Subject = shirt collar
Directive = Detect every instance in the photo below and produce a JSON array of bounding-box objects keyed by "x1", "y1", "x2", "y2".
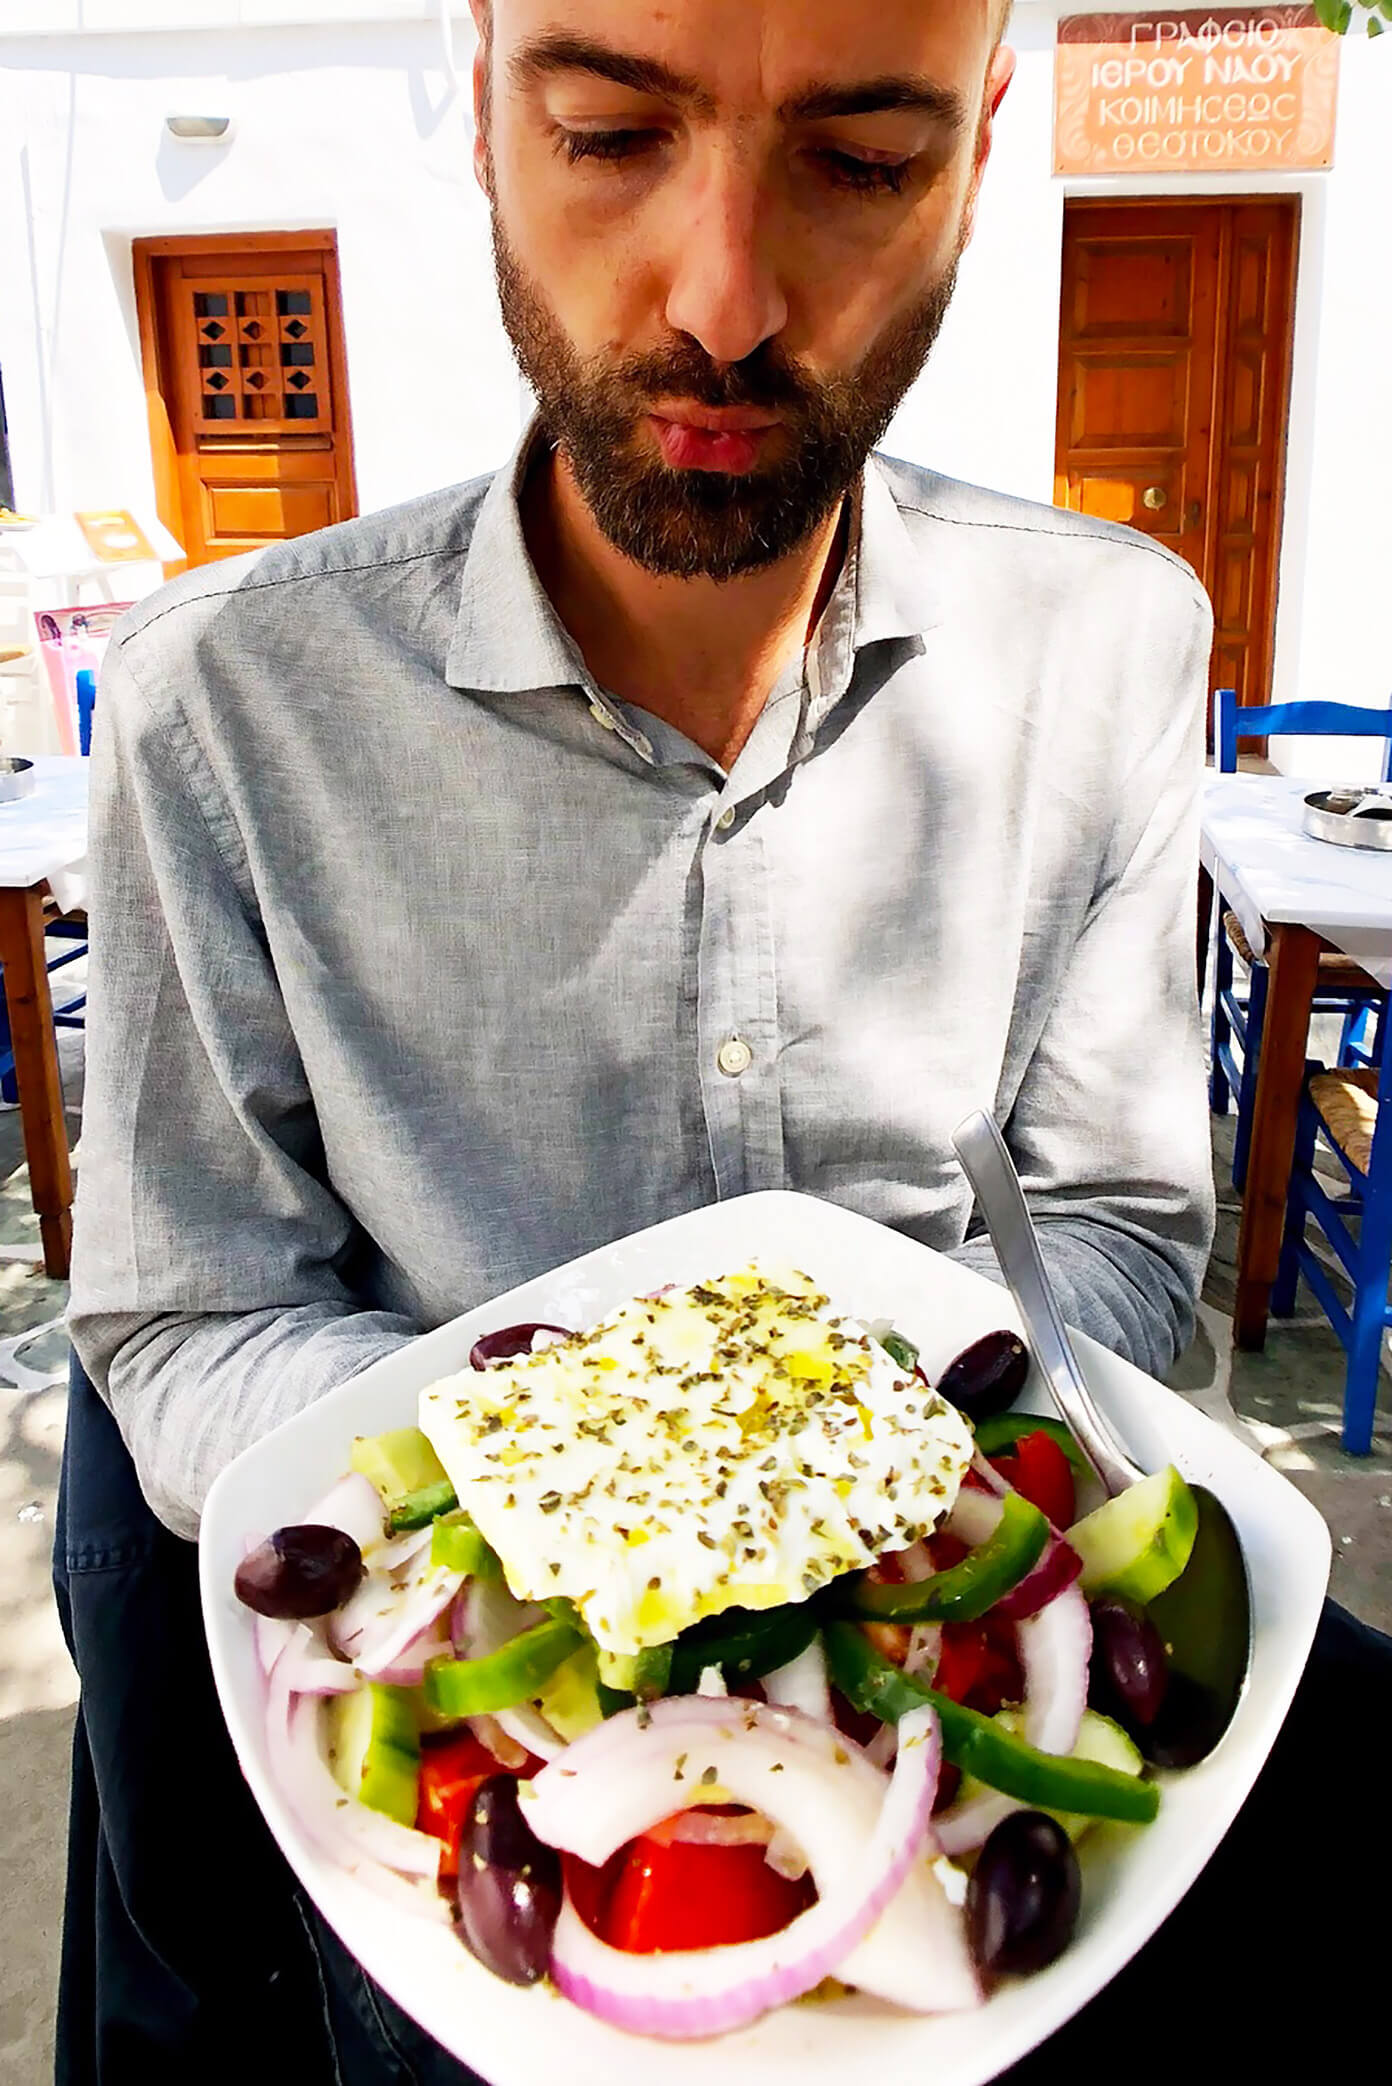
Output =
[
  {"x1": 444, "y1": 423, "x2": 588, "y2": 694},
  {"x1": 444, "y1": 419, "x2": 936, "y2": 703}
]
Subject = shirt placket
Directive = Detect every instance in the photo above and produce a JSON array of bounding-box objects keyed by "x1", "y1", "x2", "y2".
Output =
[{"x1": 692, "y1": 706, "x2": 800, "y2": 1203}]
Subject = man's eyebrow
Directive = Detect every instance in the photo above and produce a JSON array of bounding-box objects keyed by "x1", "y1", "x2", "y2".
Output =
[
  {"x1": 508, "y1": 34, "x2": 717, "y2": 114},
  {"x1": 782, "y1": 77, "x2": 970, "y2": 131}
]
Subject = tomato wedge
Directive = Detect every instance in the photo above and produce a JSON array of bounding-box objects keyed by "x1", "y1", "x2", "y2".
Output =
[
  {"x1": 415, "y1": 1731, "x2": 540, "y2": 1879},
  {"x1": 990, "y1": 1429, "x2": 1076, "y2": 1530},
  {"x1": 596, "y1": 1833, "x2": 815, "y2": 1954}
]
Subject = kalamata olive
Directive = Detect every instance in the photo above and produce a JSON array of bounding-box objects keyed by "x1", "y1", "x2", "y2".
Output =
[
  {"x1": 453, "y1": 1775, "x2": 561, "y2": 1987},
  {"x1": 469, "y1": 1323, "x2": 572, "y2": 1369},
  {"x1": 966, "y1": 1810, "x2": 1082, "y2": 1979},
  {"x1": 233, "y1": 1525, "x2": 365, "y2": 1619},
  {"x1": 936, "y1": 1329, "x2": 1030, "y2": 1421},
  {"x1": 1089, "y1": 1598, "x2": 1170, "y2": 1729}
]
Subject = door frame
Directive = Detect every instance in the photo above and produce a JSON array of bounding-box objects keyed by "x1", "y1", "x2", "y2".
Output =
[
  {"x1": 132, "y1": 228, "x2": 358, "y2": 575},
  {"x1": 1056, "y1": 191, "x2": 1301, "y2": 726}
]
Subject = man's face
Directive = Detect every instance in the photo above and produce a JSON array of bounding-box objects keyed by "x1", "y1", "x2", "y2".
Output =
[{"x1": 474, "y1": 0, "x2": 1012, "y2": 579}]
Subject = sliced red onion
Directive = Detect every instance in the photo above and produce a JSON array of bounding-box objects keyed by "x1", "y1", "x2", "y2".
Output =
[
  {"x1": 468, "y1": 1715, "x2": 530, "y2": 1770},
  {"x1": 493, "y1": 1702, "x2": 567, "y2": 1763},
  {"x1": 764, "y1": 1823, "x2": 810, "y2": 1880},
  {"x1": 265, "y1": 1675, "x2": 440, "y2": 1880},
  {"x1": 934, "y1": 1585, "x2": 1092, "y2": 1857},
  {"x1": 696, "y1": 1664, "x2": 728, "y2": 1698},
  {"x1": 904, "y1": 1622, "x2": 942, "y2": 1681},
  {"x1": 469, "y1": 1322, "x2": 572, "y2": 1369},
  {"x1": 302, "y1": 1470, "x2": 387, "y2": 1552},
  {"x1": 372, "y1": 1613, "x2": 453, "y2": 1686},
  {"x1": 948, "y1": 1462, "x2": 1083, "y2": 1623},
  {"x1": 660, "y1": 1808, "x2": 775, "y2": 1849},
  {"x1": 534, "y1": 1701, "x2": 960, "y2": 2037},
  {"x1": 864, "y1": 1723, "x2": 898, "y2": 1771},
  {"x1": 991, "y1": 1536, "x2": 1084, "y2": 1623},
  {"x1": 258, "y1": 1618, "x2": 359, "y2": 1696},
  {"x1": 762, "y1": 1637, "x2": 831, "y2": 1724},
  {"x1": 332, "y1": 1541, "x2": 464, "y2": 1676}
]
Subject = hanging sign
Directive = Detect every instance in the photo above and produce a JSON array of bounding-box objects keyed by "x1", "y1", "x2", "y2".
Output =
[{"x1": 1055, "y1": 8, "x2": 1341, "y2": 174}]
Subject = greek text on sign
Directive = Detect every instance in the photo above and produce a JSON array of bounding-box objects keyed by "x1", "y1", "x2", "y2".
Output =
[{"x1": 1055, "y1": 9, "x2": 1339, "y2": 175}]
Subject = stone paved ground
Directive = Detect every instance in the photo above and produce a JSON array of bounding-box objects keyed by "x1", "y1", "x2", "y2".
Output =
[{"x1": 0, "y1": 1014, "x2": 1388, "y2": 2084}]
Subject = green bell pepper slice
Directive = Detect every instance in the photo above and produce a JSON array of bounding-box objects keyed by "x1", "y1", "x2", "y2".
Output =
[
  {"x1": 877, "y1": 1330, "x2": 920, "y2": 1375},
  {"x1": 829, "y1": 1492, "x2": 1049, "y2": 1626},
  {"x1": 424, "y1": 1618, "x2": 583, "y2": 1717},
  {"x1": 428, "y1": 1508, "x2": 501, "y2": 1577},
  {"x1": 823, "y1": 1621, "x2": 1159, "y2": 1825},
  {"x1": 972, "y1": 1413, "x2": 1093, "y2": 1478},
  {"x1": 666, "y1": 1600, "x2": 819, "y2": 1696},
  {"x1": 633, "y1": 1643, "x2": 675, "y2": 1701},
  {"x1": 387, "y1": 1477, "x2": 460, "y2": 1534}
]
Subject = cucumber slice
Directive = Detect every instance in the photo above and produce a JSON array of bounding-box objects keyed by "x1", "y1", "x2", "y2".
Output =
[
  {"x1": 430, "y1": 1509, "x2": 500, "y2": 1576},
  {"x1": 959, "y1": 1709, "x2": 1145, "y2": 1841},
  {"x1": 535, "y1": 1645, "x2": 605, "y2": 1741},
  {"x1": 350, "y1": 1427, "x2": 452, "y2": 1514},
  {"x1": 1067, "y1": 1465, "x2": 1198, "y2": 1604},
  {"x1": 325, "y1": 1682, "x2": 420, "y2": 1826}
]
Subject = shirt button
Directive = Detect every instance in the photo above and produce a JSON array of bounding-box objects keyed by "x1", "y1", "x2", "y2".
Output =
[
  {"x1": 589, "y1": 701, "x2": 618, "y2": 730},
  {"x1": 717, "y1": 1035, "x2": 753, "y2": 1078},
  {"x1": 715, "y1": 807, "x2": 736, "y2": 832}
]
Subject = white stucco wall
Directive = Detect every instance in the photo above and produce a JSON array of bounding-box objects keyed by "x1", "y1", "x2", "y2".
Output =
[{"x1": 0, "y1": 3, "x2": 1387, "y2": 764}]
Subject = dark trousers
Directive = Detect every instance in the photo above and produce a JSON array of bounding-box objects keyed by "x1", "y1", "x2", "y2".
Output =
[{"x1": 55, "y1": 1354, "x2": 1377, "y2": 2083}]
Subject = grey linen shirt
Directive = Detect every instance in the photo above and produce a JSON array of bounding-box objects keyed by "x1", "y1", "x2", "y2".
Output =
[{"x1": 69, "y1": 432, "x2": 1216, "y2": 1540}]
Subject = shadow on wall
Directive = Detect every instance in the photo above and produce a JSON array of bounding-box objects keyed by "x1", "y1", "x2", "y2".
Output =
[{"x1": 154, "y1": 125, "x2": 231, "y2": 205}]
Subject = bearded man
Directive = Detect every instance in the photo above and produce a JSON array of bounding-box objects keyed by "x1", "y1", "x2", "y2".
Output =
[{"x1": 54, "y1": 3, "x2": 1387, "y2": 2084}]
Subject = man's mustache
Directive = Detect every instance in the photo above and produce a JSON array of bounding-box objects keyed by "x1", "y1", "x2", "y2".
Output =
[{"x1": 606, "y1": 342, "x2": 817, "y2": 414}]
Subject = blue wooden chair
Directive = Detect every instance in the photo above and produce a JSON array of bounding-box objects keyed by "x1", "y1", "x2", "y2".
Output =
[
  {"x1": 1274, "y1": 1021, "x2": 1392, "y2": 1454},
  {"x1": 0, "y1": 667, "x2": 94, "y2": 1102},
  {"x1": 1209, "y1": 688, "x2": 1392, "y2": 1189}
]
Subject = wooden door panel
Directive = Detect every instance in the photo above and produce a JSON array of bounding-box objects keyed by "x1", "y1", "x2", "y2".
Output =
[
  {"x1": 1070, "y1": 358, "x2": 1191, "y2": 449},
  {"x1": 1055, "y1": 199, "x2": 1297, "y2": 718},
  {"x1": 1067, "y1": 237, "x2": 1197, "y2": 336},
  {"x1": 135, "y1": 232, "x2": 356, "y2": 570}
]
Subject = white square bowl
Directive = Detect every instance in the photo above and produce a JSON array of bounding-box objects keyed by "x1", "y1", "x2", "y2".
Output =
[{"x1": 200, "y1": 1189, "x2": 1330, "y2": 2085}]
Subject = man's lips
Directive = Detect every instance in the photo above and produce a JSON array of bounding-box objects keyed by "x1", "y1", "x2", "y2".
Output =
[{"x1": 648, "y1": 406, "x2": 780, "y2": 475}]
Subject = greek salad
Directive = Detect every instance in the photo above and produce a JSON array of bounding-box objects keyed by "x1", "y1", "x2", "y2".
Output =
[{"x1": 236, "y1": 1264, "x2": 1205, "y2": 2041}]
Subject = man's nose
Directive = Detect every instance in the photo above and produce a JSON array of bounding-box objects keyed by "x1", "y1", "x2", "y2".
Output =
[{"x1": 662, "y1": 150, "x2": 789, "y2": 368}]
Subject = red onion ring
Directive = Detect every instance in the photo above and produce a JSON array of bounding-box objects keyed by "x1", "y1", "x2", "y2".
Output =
[{"x1": 532, "y1": 1700, "x2": 969, "y2": 2036}]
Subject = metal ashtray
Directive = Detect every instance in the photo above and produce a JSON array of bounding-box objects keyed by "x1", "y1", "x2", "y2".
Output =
[
  {"x1": 0, "y1": 757, "x2": 35, "y2": 804},
  {"x1": 1303, "y1": 787, "x2": 1392, "y2": 852}
]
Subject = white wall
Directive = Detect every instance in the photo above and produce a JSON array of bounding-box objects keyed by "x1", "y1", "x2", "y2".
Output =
[
  {"x1": 891, "y1": 4, "x2": 1392, "y2": 774},
  {"x1": 1, "y1": 3, "x2": 1387, "y2": 769},
  {"x1": 0, "y1": 14, "x2": 521, "y2": 529}
]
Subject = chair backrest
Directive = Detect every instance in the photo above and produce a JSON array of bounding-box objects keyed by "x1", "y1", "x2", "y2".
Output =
[{"x1": 1215, "y1": 686, "x2": 1392, "y2": 781}]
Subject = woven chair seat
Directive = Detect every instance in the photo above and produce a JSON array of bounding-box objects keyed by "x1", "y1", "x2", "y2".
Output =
[
  {"x1": 1309, "y1": 1067, "x2": 1380, "y2": 1174},
  {"x1": 1223, "y1": 909, "x2": 1382, "y2": 991}
]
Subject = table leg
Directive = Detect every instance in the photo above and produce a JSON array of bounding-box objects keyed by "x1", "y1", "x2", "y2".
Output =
[
  {"x1": 1232, "y1": 920, "x2": 1320, "y2": 1350},
  {"x1": 1196, "y1": 864, "x2": 1214, "y2": 1002},
  {"x1": 0, "y1": 885, "x2": 74, "y2": 1279}
]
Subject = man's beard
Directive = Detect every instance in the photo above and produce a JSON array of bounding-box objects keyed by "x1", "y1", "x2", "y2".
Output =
[{"x1": 492, "y1": 215, "x2": 961, "y2": 581}]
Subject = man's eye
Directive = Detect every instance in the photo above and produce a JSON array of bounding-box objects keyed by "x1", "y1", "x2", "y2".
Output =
[
  {"x1": 815, "y1": 150, "x2": 915, "y2": 198},
  {"x1": 557, "y1": 128, "x2": 663, "y2": 166}
]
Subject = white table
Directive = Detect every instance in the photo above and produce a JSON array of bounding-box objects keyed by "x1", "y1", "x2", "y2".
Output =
[
  {"x1": 0, "y1": 511, "x2": 181, "y2": 602},
  {"x1": 1201, "y1": 771, "x2": 1392, "y2": 1349},
  {"x1": 0, "y1": 755, "x2": 90, "y2": 1276}
]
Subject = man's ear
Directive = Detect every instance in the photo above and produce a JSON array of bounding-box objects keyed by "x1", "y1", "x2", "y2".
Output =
[
  {"x1": 960, "y1": 43, "x2": 1016, "y2": 253},
  {"x1": 470, "y1": 0, "x2": 492, "y2": 197}
]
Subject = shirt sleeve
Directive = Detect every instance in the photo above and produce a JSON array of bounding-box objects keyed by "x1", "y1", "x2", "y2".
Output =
[
  {"x1": 68, "y1": 638, "x2": 419, "y2": 1540},
  {"x1": 949, "y1": 566, "x2": 1217, "y2": 1379}
]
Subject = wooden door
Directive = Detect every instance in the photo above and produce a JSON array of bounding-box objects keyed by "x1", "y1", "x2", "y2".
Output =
[
  {"x1": 134, "y1": 232, "x2": 357, "y2": 569},
  {"x1": 1055, "y1": 199, "x2": 1298, "y2": 722}
]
